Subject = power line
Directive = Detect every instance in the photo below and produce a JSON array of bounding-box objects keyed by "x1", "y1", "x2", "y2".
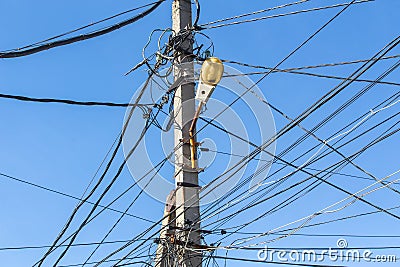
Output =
[
  {"x1": 195, "y1": 48, "x2": 400, "y2": 258},
  {"x1": 209, "y1": 127, "x2": 400, "y2": 247},
  {"x1": 0, "y1": 0, "x2": 166, "y2": 58},
  {"x1": 35, "y1": 74, "x2": 154, "y2": 266},
  {"x1": 199, "y1": 0, "x2": 372, "y2": 29},
  {"x1": 202, "y1": 123, "x2": 400, "y2": 232},
  {"x1": 275, "y1": 205, "x2": 400, "y2": 235},
  {"x1": 219, "y1": 232, "x2": 400, "y2": 239},
  {"x1": 205, "y1": 149, "x2": 400, "y2": 185},
  {"x1": 46, "y1": 96, "x2": 168, "y2": 266},
  {"x1": 223, "y1": 54, "x2": 400, "y2": 72},
  {"x1": 0, "y1": 1, "x2": 162, "y2": 53},
  {"x1": 0, "y1": 172, "x2": 155, "y2": 223},
  {"x1": 59, "y1": 255, "x2": 151, "y2": 267},
  {"x1": 97, "y1": 3, "x2": 378, "y2": 263},
  {"x1": 81, "y1": 155, "x2": 170, "y2": 265},
  {"x1": 198, "y1": 82, "x2": 397, "y2": 237},
  {"x1": 210, "y1": 255, "x2": 346, "y2": 267},
  {"x1": 198, "y1": 36, "x2": 400, "y2": 230},
  {"x1": 0, "y1": 239, "x2": 153, "y2": 251},
  {"x1": 224, "y1": 69, "x2": 400, "y2": 86},
  {"x1": 198, "y1": 90, "x2": 400, "y2": 230},
  {"x1": 0, "y1": 92, "x2": 152, "y2": 107},
  {"x1": 199, "y1": 0, "x2": 309, "y2": 27}
]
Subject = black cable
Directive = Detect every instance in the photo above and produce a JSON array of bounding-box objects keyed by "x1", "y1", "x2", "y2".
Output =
[
  {"x1": 204, "y1": 101, "x2": 396, "y2": 202},
  {"x1": 224, "y1": 69, "x2": 400, "y2": 86},
  {"x1": 211, "y1": 127, "x2": 400, "y2": 246},
  {"x1": 236, "y1": 88, "x2": 400, "y2": 217},
  {"x1": 275, "y1": 205, "x2": 400, "y2": 235},
  {"x1": 220, "y1": 232, "x2": 400, "y2": 238},
  {"x1": 198, "y1": 0, "x2": 309, "y2": 27},
  {"x1": 0, "y1": 0, "x2": 166, "y2": 58},
  {"x1": 0, "y1": 239, "x2": 152, "y2": 251},
  {"x1": 95, "y1": 6, "x2": 400, "y2": 266},
  {"x1": 59, "y1": 255, "x2": 151, "y2": 267},
  {"x1": 49, "y1": 92, "x2": 169, "y2": 266},
  {"x1": 32, "y1": 153, "x2": 173, "y2": 267},
  {"x1": 1, "y1": 2, "x2": 162, "y2": 53},
  {"x1": 35, "y1": 142, "x2": 183, "y2": 267},
  {"x1": 225, "y1": 245, "x2": 400, "y2": 251},
  {"x1": 81, "y1": 154, "x2": 170, "y2": 265},
  {"x1": 207, "y1": 114, "x2": 400, "y2": 229},
  {"x1": 35, "y1": 74, "x2": 153, "y2": 266},
  {"x1": 95, "y1": 3, "x2": 378, "y2": 263},
  {"x1": 181, "y1": 0, "x2": 366, "y2": 210},
  {"x1": 223, "y1": 54, "x2": 400, "y2": 72},
  {"x1": 206, "y1": 149, "x2": 400, "y2": 185},
  {"x1": 197, "y1": 95, "x2": 400, "y2": 235},
  {"x1": 199, "y1": 0, "x2": 371, "y2": 29},
  {"x1": 0, "y1": 93, "x2": 152, "y2": 107},
  {"x1": 113, "y1": 122, "x2": 400, "y2": 266},
  {"x1": 198, "y1": 34, "x2": 400, "y2": 214},
  {"x1": 205, "y1": 127, "x2": 396, "y2": 232},
  {"x1": 0, "y1": 172, "x2": 155, "y2": 223},
  {"x1": 202, "y1": 46, "x2": 400, "y2": 266},
  {"x1": 211, "y1": 255, "x2": 346, "y2": 267},
  {"x1": 193, "y1": 0, "x2": 201, "y2": 29}
]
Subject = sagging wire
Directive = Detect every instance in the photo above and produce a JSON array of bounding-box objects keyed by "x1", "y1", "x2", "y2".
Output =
[
  {"x1": 127, "y1": 25, "x2": 214, "y2": 78},
  {"x1": 125, "y1": 19, "x2": 215, "y2": 132}
]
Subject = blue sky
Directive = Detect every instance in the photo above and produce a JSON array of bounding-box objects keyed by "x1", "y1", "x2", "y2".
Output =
[{"x1": 0, "y1": 0, "x2": 399, "y2": 266}]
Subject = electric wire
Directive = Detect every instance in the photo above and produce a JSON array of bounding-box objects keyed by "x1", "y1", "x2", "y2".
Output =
[
  {"x1": 0, "y1": 1, "x2": 162, "y2": 53},
  {"x1": 193, "y1": 55, "x2": 400, "y2": 266},
  {"x1": 199, "y1": 0, "x2": 372, "y2": 29},
  {"x1": 0, "y1": 93, "x2": 153, "y2": 107},
  {"x1": 81, "y1": 155, "x2": 170, "y2": 265},
  {"x1": 209, "y1": 127, "x2": 400, "y2": 247},
  {"x1": 0, "y1": 172, "x2": 155, "y2": 223},
  {"x1": 198, "y1": 0, "x2": 310, "y2": 27},
  {"x1": 48, "y1": 88, "x2": 173, "y2": 266},
  {"x1": 209, "y1": 255, "x2": 346, "y2": 267},
  {"x1": 35, "y1": 74, "x2": 153, "y2": 266},
  {"x1": 223, "y1": 54, "x2": 400, "y2": 72},
  {"x1": 191, "y1": 80, "x2": 400, "y2": 244},
  {"x1": 202, "y1": 121, "x2": 400, "y2": 232},
  {"x1": 203, "y1": 111, "x2": 400, "y2": 230},
  {"x1": 0, "y1": 0, "x2": 166, "y2": 58},
  {"x1": 196, "y1": 36, "x2": 400, "y2": 229},
  {"x1": 1, "y1": 1, "x2": 396, "y2": 266},
  {"x1": 224, "y1": 69, "x2": 400, "y2": 86},
  {"x1": 94, "y1": 3, "x2": 378, "y2": 263}
]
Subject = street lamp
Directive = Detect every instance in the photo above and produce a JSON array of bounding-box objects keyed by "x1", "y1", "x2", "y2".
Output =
[{"x1": 189, "y1": 57, "x2": 224, "y2": 169}]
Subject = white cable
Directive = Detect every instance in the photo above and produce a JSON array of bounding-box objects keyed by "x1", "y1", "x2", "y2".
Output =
[{"x1": 229, "y1": 168, "x2": 400, "y2": 248}]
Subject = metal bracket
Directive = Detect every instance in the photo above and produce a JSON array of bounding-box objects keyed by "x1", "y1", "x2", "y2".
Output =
[{"x1": 177, "y1": 181, "x2": 202, "y2": 188}]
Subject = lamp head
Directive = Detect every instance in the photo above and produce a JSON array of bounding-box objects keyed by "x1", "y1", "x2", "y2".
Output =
[
  {"x1": 195, "y1": 57, "x2": 224, "y2": 103},
  {"x1": 200, "y1": 57, "x2": 224, "y2": 86}
]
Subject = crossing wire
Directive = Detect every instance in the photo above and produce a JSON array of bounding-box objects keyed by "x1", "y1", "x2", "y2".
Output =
[
  {"x1": 0, "y1": 172, "x2": 155, "y2": 223},
  {"x1": 0, "y1": 0, "x2": 166, "y2": 58},
  {"x1": 35, "y1": 74, "x2": 153, "y2": 266},
  {"x1": 90, "y1": 2, "x2": 380, "y2": 264},
  {"x1": 199, "y1": 0, "x2": 372, "y2": 29}
]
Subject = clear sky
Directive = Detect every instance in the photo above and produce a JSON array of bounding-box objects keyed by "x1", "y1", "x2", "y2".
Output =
[{"x1": 0, "y1": 0, "x2": 399, "y2": 266}]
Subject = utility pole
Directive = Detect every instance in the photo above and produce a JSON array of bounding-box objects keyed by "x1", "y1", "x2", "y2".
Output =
[{"x1": 155, "y1": 0, "x2": 202, "y2": 266}]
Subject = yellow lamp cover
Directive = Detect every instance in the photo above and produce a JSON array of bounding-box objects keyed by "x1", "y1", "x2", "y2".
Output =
[{"x1": 200, "y1": 57, "x2": 224, "y2": 86}]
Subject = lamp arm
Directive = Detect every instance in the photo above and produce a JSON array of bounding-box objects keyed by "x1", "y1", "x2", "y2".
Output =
[{"x1": 189, "y1": 101, "x2": 204, "y2": 169}]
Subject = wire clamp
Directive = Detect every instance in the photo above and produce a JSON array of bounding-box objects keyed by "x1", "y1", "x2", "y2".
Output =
[{"x1": 177, "y1": 181, "x2": 202, "y2": 188}]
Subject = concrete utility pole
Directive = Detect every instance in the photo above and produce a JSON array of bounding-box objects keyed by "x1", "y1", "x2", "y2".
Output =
[{"x1": 155, "y1": 0, "x2": 202, "y2": 266}]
